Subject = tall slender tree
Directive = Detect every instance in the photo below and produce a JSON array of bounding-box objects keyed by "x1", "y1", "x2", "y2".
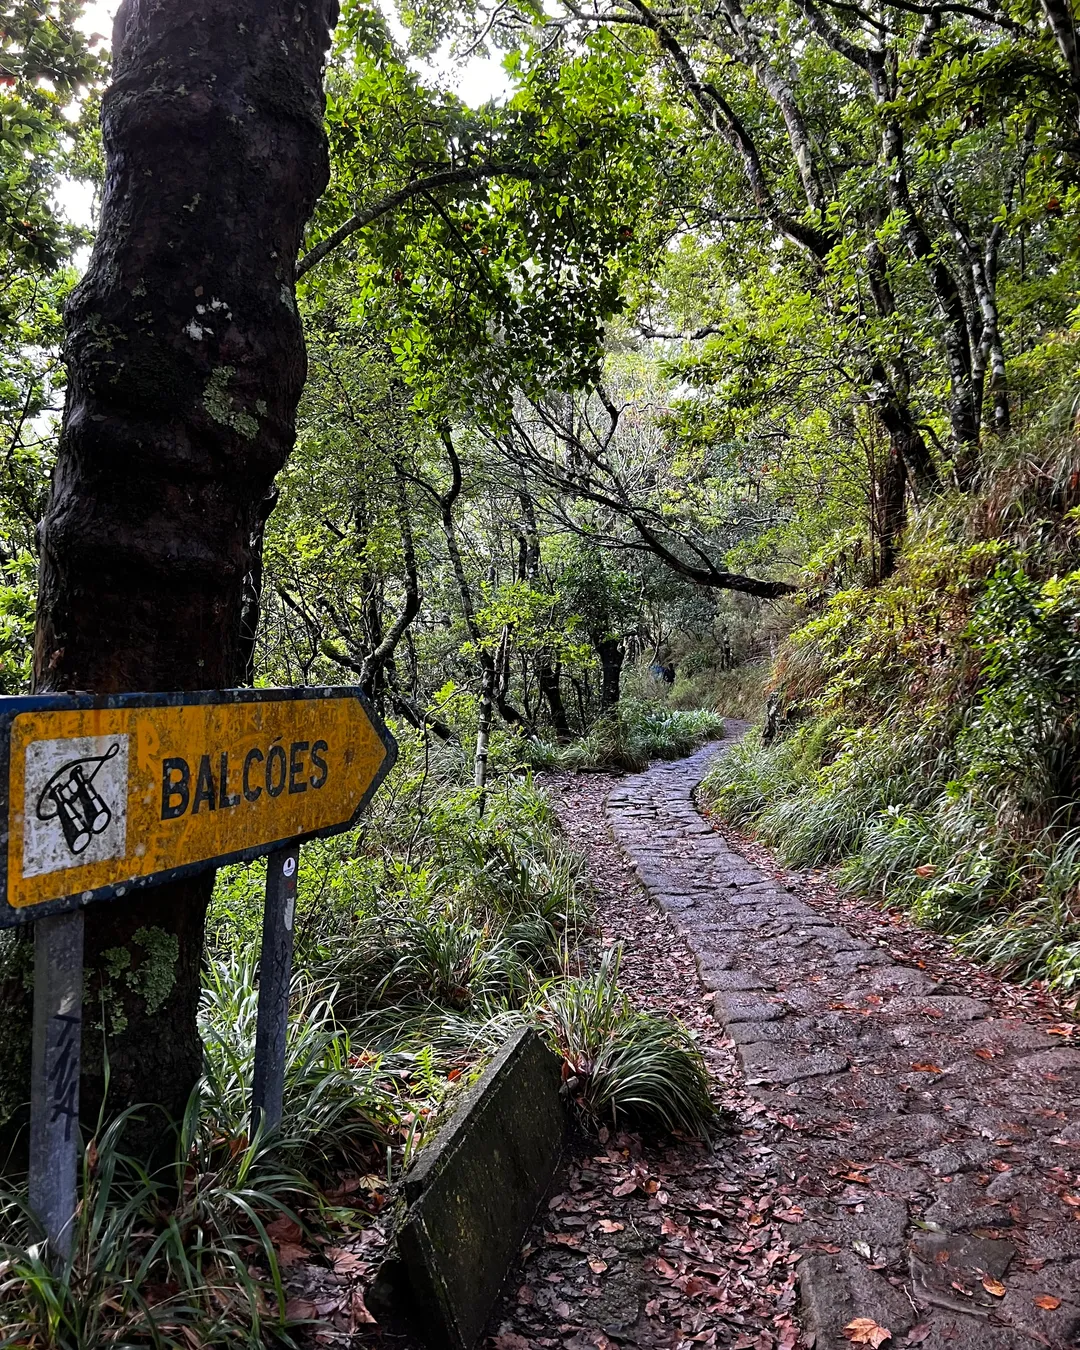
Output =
[{"x1": 31, "y1": 0, "x2": 339, "y2": 1131}]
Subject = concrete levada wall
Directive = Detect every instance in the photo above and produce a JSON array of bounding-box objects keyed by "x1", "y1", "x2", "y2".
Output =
[{"x1": 397, "y1": 1025, "x2": 567, "y2": 1349}]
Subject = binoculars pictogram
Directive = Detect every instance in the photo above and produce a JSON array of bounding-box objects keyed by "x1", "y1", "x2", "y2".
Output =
[{"x1": 35, "y1": 742, "x2": 122, "y2": 856}]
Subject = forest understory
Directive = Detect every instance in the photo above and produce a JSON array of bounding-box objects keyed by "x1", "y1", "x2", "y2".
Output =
[{"x1": 280, "y1": 739, "x2": 1080, "y2": 1350}]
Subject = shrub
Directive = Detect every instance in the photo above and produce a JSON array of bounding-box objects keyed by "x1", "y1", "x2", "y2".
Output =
[{"x1": 532, "y1": 947, "x2": 715, "y2": 1135}]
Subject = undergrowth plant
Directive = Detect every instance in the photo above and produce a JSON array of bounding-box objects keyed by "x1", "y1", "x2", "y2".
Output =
[
  {"x1": 0, "y1": 1101, "x2": 312, "y2": 1349},
  {"x1": 200, "y1": 953, "x2": 400, "y2": 1174},
  {"x1": 527, "y1": 701, "x2": 725, "y2": 773},
  {"x1": 532, "y1": 947, "x2": 715, "y2": 1135}
]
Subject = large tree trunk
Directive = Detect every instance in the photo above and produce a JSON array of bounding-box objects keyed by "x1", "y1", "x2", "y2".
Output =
[{"x1": 30, "y1": 0, "x2": 338, "y2": 1140}]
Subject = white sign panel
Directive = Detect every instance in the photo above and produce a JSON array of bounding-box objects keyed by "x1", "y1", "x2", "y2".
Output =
[{"x1": 22, "y1": 734, "x2": 130, "y2": 879}]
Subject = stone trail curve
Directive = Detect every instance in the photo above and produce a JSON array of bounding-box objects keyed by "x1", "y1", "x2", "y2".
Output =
[{"x1": 606, "y1": 736, "x2": 1080, "y2": 1350}]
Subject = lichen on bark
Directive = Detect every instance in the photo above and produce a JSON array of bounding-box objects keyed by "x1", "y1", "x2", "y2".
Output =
[
  {"x1": 97, "y1": 926, "x2": 180, "y2": 1036},
  {"x1": 203, "y1": 365, "x2": 260, "y2": 440}
]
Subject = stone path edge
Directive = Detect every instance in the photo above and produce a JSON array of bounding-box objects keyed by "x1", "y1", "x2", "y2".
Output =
[{"x1": 604, "y1": 735, "x2": 1080, "y2": 1350}]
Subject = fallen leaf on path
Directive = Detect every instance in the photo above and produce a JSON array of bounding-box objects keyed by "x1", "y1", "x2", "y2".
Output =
[
  {"x1": 904, "y1": 1324, "x2": 931, "y2": 1344},
  {"x1": 326, "y1": 1246, "x2": 365, "y2": 1276},
  {"x1": 349, "y1": 1288, "x2": 376, "y2": 1327},
  {"x1": 1034, "y1": 1294, "x2": 1062, "y2": 1310},
  {"x1": 911, "y1": 1063, "x2": 942, "y2": 1073},
  {"x1": 1062, "y1": 1194, "x2": 1080, "y2": 1207},
  {"x1": 588, "y1": 1258, "x2": 608, "y2": 1274},
  {"x1": 982, "y1": 1276, "x2": 1006, "y2": 1296},
  {"x1": 266, "y1": 1216, "x2": 303, "y2": 1244},
  {"x1": 843, "y1": 1317, "x2": 892, "y2": 1346},
  {"x1": 274, "y1": 1241, "x2": 308, "y2": 1267},
  {"x1": 284, "y1": 1299, "x2": 318, "y2": 1322},
  {"x1": 596, "y1": 1219, "x2": 624, "y2": 1233},
  {"x1": 612, "y1": 1178, "x2": 638, "y2": 1197}
]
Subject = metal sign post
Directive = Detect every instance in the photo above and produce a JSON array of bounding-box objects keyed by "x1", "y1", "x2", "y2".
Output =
[
  {"x1": 251, "y1": 842, "x2": 300, "y2": 1135},
  {"x1": 28, "y1": 909, "x2": 84, "y2": 1262},
  {"x1": 0, "y1": 686, "x2": 396, "y2": 1262}
]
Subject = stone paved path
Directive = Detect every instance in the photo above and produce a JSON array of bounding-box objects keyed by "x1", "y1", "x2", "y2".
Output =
[{"x1": 607, "y1": 738, "x2": 1080, "y2": 1350}]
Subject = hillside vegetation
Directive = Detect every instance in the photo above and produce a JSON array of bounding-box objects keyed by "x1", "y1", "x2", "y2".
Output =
[{"x1": 703, "y1": 433, "x2": 1080, "y2": 988}]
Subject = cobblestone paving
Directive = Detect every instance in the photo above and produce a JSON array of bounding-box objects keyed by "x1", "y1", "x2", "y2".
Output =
[{"x1": 607, "y1": 739, "x2": 1080, "y2": 1350}]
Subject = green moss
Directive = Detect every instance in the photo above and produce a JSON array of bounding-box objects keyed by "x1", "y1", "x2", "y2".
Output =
[
  {"x1": 203, "y1": 366, "x2": 260, "y2": 440},
  {"x1": 96, "y1": 926, "x2": 180, "y2": 1036}
]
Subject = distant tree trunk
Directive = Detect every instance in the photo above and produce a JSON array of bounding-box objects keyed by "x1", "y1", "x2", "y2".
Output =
[
  {"x1": 474, "y1": 659, "x2": 494, "y2": 810},
  {"x1": 30, "y1": 0, "x2": 338, "y2": 1138},
  {"x1": 361, "y1": 467, "x2": 421, "y2": 700},
  {"x1": 537, "y1": 657, "x2": 572, "y2": 738},
  {"x1": 433, "y1": 431, "x2": 527, "y2": 807},
  {"x1": 597, "y1": 636, "x2": 624, "y2": 710},
  {"x1": 1038, "y1": 0, "x2": 1080, "y2": 128},
  {"x1": 876, "y1": 443, "x2": 908, "y2": 582},
  {"x1": 494, "y1": 626, "x2": 533, "y2": 735},
  {"x1": 434, "y1": 432, "x2": 499, "y2": 813},
  {"x1": 516, "y1": 486, "x2": 567, "y2": 738}
]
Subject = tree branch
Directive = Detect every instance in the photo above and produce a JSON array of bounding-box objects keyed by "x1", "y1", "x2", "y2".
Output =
[{"x1": 296, "y1": 162, "x2": 552, "y2": 279}]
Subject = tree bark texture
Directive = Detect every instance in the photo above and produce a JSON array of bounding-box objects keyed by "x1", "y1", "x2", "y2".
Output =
[{"x1": 30, "y1": 0, "x2": 338, "y2": 1138}]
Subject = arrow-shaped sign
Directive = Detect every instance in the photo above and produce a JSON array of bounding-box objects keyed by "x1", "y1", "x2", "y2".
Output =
[{"x1": 1, "y1": 687, "x2": 397, "y2": 927}]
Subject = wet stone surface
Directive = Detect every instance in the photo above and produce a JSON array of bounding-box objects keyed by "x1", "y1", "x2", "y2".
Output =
[{"x1": 606, "y1": 737, "x2": 1080, "y2": 1350}]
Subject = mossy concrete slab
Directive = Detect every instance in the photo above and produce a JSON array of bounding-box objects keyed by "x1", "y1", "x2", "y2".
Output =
[{"x1": 398, "y1": 1025, "x2": 566, "y2": 1349}]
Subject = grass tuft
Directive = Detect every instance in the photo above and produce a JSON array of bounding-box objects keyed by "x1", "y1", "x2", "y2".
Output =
[{"x1": 532, "y1": 947, "x2": 716, "y2": 1135}]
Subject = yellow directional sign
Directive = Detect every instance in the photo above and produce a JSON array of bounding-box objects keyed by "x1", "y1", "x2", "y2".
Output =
[{"x1": 0, "y1": 688, "x2": 396, "y2": 926}]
